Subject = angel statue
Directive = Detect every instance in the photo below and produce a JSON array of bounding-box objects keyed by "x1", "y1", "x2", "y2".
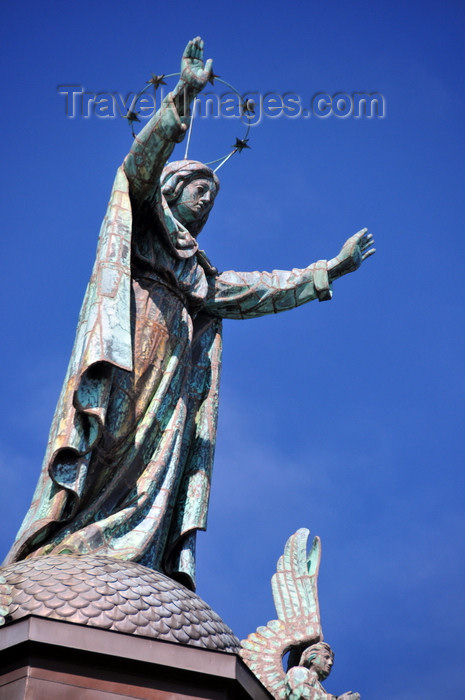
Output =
[
  {"x1": 285, "y1": 643, "x2": 360, "y2": 700},
  {"x1": 4, "y1": 39, "x2": 374, "y2": 591},
  {"x1": 241, "y1": 529, "x2": 360, "y2": 700}
]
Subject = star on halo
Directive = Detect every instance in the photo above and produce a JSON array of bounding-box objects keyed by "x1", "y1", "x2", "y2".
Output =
[
  {"x1": 241, "y1": 99, "x2": 255, "y2": 115},
  {"x1": 124, "y1": 110, "x2": 141, "y2": 137},
  {"x1": 124, "y1": 110, "x2": 140, "y2": 124},
  {"x1": 146, "y1": 74, "x2": 167, "y2": 89},
  {"x1": 232, "y1": 137, "x2": 250, "y2": 153},
  {"x1": 208, "y1": 70, "x2": 220, "y2": 86}
]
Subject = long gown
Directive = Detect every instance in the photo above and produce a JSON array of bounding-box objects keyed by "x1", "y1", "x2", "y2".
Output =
[{"x1": 4, "y1": 94, "x2": 332, "y2": 590}]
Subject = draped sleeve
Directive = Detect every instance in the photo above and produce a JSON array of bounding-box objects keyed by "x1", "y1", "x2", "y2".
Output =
[{"x1": 204, "y1": 261, "x2": 332, "y2": 319}]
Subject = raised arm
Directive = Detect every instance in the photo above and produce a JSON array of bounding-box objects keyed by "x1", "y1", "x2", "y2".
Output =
[{"x1": 124, "y1": 37, "x2": 213, "y2": 201}]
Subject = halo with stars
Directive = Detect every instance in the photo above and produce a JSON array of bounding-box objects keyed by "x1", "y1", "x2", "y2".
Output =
[{"x1": 125, "y1": 72, "x2": 255, "y2": 173}]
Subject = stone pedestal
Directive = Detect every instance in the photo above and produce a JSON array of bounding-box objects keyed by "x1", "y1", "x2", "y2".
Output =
[{"x1": 0, "y1": 616, "x2": 271, "y2": 699}]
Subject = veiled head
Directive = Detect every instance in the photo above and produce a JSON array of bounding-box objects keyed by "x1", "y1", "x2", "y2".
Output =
[
  {"x1": 161, "y1": 160, "x2": 220, "y2": 236},
  {"x1": 299, "y1": 641, "x2": 334, "y2": 679}
]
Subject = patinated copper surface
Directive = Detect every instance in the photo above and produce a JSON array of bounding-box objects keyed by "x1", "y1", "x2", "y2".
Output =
[
  {"x1": 0, "y1": 554, "x2": 240, "y2": 652},
  {"x1": 6, "y1": 38, "x2": 374, "y2": 593},
  {"x1": 241, "y1": 530, "x2": 359, "y2": 699}
]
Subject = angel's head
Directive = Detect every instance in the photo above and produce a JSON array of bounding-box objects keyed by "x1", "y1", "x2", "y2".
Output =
[
  {"x1": 299, "y1": 641, "x2": 334, "y2": 680},
  {"x1": 161, "y1": 160, "x2": 220, "y2": 237}
]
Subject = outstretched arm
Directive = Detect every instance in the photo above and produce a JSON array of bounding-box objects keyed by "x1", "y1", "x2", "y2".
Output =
[
  {"x1": 205, "y1": 229, "x2": 375, "y2": 320},
  {"x1": 124, "y1": 37, "x2": 213, "y2": 200},
  {"x1": 205, "y1": 261, "x2": 332, "y2": 320}
]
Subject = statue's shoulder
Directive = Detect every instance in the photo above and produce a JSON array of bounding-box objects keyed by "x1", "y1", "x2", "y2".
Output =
[
  {"x1": 285, "y1": 666, "x2": 331, "y2": 700},
  {"x1": 285, "y1": 666, "x2": 312, "y2": 698}
]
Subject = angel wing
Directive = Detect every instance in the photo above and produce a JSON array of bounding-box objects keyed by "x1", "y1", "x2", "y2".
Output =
[{"x1": 240, "y1": 529, "x2": 323, "y2": 699}]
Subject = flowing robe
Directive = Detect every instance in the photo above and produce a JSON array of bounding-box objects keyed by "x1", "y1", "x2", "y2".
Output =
[{"x1": 5, "y1": 94, "x2": 332, "y2": 590}]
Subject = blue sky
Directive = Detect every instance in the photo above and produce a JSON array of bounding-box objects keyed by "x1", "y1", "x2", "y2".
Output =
[{"x1": 1, "y1": 1, "x2": 464, "y2": 697}]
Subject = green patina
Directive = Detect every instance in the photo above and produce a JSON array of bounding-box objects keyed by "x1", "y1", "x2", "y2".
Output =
[{"x1": 5, "y1": 38, "x2": 374, "y2": 592}]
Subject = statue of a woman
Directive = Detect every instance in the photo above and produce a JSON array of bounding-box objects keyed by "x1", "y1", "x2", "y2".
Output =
[{"x1": 4, "y1": 38, "x2": 374, "y2": 590}]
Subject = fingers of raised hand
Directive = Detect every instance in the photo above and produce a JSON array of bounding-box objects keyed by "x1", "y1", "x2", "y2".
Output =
[
  {"x1": 360, "y1": 233, "x2": 374, "y2": 250},
  {"x1": 193, "y1": 36, "x2": 203, "y2": 59},
  {"x1": 191, "y1": 36, "x2": 203, "y2": 60},
  {"x1": 361, "y1": 247, "x2": 376, "y2": 261},
  {"x1": 346, "y1": 228, "x2": 367, "y2": 248},
  {"x1": 354, "y1": 227, "x2": 368, "y2": 240},
  {"x1": 360, "y1": 231, "x2": 375, "y2": 259},
  {"x1": 184, "y1": 37, "x2": 203, "y2": 61},
  {"x1": 204, "y1": 58, "x2": 213, "y2": 77},
  {"x1": 183, "y1": 39, "x2": 194, "y2": 59}
]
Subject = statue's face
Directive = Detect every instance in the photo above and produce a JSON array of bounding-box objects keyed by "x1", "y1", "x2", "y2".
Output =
[
  {"x1": 301, "y1": 646, "x2": 334, "y2": 679},
  {"x1": 309, "y1": 649, "x2": 334, "y2": 679},
  {"x1": 171, "y1": 178, "x2": 217, "y2": 228}
]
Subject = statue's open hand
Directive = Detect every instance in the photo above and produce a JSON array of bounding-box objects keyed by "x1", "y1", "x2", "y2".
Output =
[
  {"x1": 328, "y1": 228, "x2": 375, "y2": 281},
  {"x1": 180, "y1": 36, "x2": 213, "y2": 96}
]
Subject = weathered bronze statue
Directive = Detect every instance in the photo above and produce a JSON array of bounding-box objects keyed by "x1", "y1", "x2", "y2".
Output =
[
  {"x1": 4, "y1": 38, "x2": 374, "y2": 591},
  {"x1": 285, "y1": 642, "x2": 360, "y2": 700}
]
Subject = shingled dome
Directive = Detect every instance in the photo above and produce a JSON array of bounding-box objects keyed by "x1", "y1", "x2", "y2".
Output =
[{"x1": 0, "y1": 555, "x2": 240, "y2": 652}]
